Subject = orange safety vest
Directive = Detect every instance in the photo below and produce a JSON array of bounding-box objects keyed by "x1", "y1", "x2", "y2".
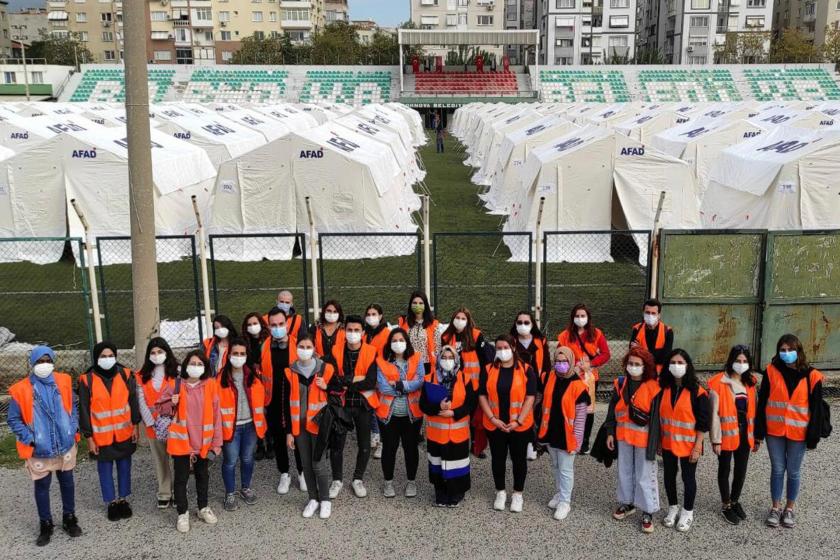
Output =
[
  {"x1": 167, "y1": 380, "x2": 219, "y2": 458},
  {"x1": 136, "y1": 371, "x2": 175, "y2": 439},
  {"x1": 332, "y1": 341, "x2": 380, "y2": 409},
  {"x1": 9, "y1": 373, "x2": 79, "y2": 459},
  {"x1": 398, "y1": 316, "x2": 439, "y2": 369},
  {"x1": 708, "y1": 372, "x2": 756, "y2": 451},
  {"x1": 261, "y1": 313, "x2": 303, "y2": 338},
  {"x1": 80, "y1": 368, "x2": 134, "y2": 447},
  {"x1": 286, "y1": 362, "x2": 335, "y2": 436},
  {"x1": 764, "y1": 364, "x2": 823, "y2": 442},
  {"x1": 538, "y1": 373, "x2": 588, "y2": 452},
  {"x1": 632, "y1": 321, "x2": 668, "y2": 373},
  {"x1": 315, "y1": 325, "x2": 345, "y2": 359},
  {"x1": 442, "y1": 328, "x2": 482, "y2": 389},
  {"x1": 202, "y1": 338, "x2": 229, "y2": 375},
  {"x1": 259, "y1": 337, "x2": 299, "y2": 406},
  {"x1": 375, "y1": 354, "x2": 423, "y2": 421},
  {"x1": 660, "y1": 385, "x2": 706, "y2": 458},
  {"x1": 366, "y1": 327, "x2": 391, "y2": 357},
  {"x1": 424, "y1": 369, "x2": 471, "y2": 445},
  {"x1": 614, "y1": 377, "x2": 660, "y2": 448},
  {"x1": 482, "y1": 362, "x2": 534, "y2": 432},
  {"x1": 218, "y1": 371, "x2": 267, "y2": 441},
  {"x1": 558, "y1": 328, "x2": 603, "y2": 362}
]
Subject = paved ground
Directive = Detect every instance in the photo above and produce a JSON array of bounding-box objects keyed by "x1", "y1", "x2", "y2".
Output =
[{"x1": 1, "y1": 403, "x2": 838, "y2": 560}]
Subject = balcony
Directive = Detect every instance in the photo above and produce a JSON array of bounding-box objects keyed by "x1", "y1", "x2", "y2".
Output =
[
  {"x1": 282, "y1": 19, "x2": 313, "y2": 29},
  {"x1": 555, "y1": 46, "x2": 574, "y2": 57},
  {"x1": 686, "y1": 44, "x2": 708, "y2": 57},
  {"x1": 174, "y1": 19, "x2": 191, "y2": 27},
  {"x1": 689, "y1": 26, "x2": 709, "y2": 37},
  {"x1": 803, "y1": 12, "x2": 816, "y2": 24},
  {"x1": 192, "y1": 18, "x2": 214, "y2": 29}
]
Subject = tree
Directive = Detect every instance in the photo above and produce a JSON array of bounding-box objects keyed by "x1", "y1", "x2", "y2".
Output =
[
  {"x1": 770, "y1": 28, "x2": 822, "y2": 63},
  {"x1": 363, "y1": 30, "x2": 399, "y2": 65},
  {"x1": 310, "y1": 21, "x2": 363, "y2": 65},
  {"x1": 27, "y1": 32, "x2": 92, "y2": 67},
  {"x1": 634, "y1": 46, "x2": 665, "y2": 65},
  {"x1": 715, "y1": 31, "x2": 770, "y2": 64},
  {"x1": 823, "y1": 26, "x2": 840, "y2": 70},
  {"x1": 230, "y1": 34, "x2": 293, "y2": 65}
]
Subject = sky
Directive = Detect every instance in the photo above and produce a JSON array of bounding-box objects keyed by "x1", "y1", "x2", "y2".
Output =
[{"x1": 8, "y1": 0, "x2": 410, "y2": 27}]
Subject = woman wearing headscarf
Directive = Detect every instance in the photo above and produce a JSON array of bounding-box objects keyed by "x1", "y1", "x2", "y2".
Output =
[{"x1": 78, "y1": 341, "x2": 141, "y2": 522}]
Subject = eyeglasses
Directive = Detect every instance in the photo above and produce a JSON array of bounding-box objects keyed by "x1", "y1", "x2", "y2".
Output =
[{"x1": 516, "y1": 321, "x2": 531, "y2": 326}]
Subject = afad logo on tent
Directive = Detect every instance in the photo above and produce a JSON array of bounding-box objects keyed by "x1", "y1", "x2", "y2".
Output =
[
  {"x1": 72, "y1": 147, "x2": 97, "y2": 159},
  {"x1": 619, "y1": 145, "x2": 645, "y2": 156},
  {"x1": 299, "y1": 148, "x2": 324, "y2": 159}
]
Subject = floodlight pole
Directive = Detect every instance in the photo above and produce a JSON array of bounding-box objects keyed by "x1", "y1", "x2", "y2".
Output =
[
  {"x1": 124, "y1": 0, "x2": 160, "y2": 361},
  {"x1": 70, "y1": 198, "x2": 103, "y2": 343}
]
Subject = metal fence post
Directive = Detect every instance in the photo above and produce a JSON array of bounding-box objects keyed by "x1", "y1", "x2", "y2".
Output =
[
  {"x1": 192, "y1": 195, "x2": 214, "y2": 338},
  {"x1": 305, "y1": 197, "x2": 320, "y2": 324},
  {"x1": 648, "y1": 191, "x2": 666, "y2": 299},
  {"x1": 422, "y1": 195, "x2": 432, "y2": 305},
  {"x1": 533, "y1": 196, "x2": 545, "y2": 329},
  {"x1": 70, "y1": 199, "x2": 103, "y2": 343}
]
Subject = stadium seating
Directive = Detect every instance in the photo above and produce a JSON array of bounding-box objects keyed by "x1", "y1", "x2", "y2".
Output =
[
  {"x1": 181, "y1": 68, "x2": 289, "y2": 103},
  {"x1": 69, "y1": 68, "x2": 175, "y2": 103},
  {"x1": 298, "y1": 70, "x2": 391, "y2": 104},
  {"x1": 742, "y1": 67, "x2": 840, "y2": 101},
  {"x1": 539, "y1": 69, "x2": 631, "y2": 103},
  {"x1": 638, "y1": 68, "x2": 742, "y2": 102},
  {"x1": 413, "y1": 71, "x2": 518, "y2": 95}
]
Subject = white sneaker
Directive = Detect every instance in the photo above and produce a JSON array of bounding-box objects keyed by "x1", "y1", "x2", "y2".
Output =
[
  {"x1": 176, "y1": 513, "x2": 190, "y2": 533},
  {"x1": 548, "y1": 492, "x2": 563, "y2": 509},
  {"x1": 352, "y1": 479, "x2": 368, "y2": 498},
  {"x1": 554, "y1": 502, "x2": 571, "y2": 521},
  {"x1": 298, "y1": 475, "x2": 308, "y2": 493},
  {"x1": 510, "y1": 492, "x2": 524, "y2": 513},
  {"x1": 197, "y1": 507, "x2": 217, "y2": 525},
  {"x1": 383, "y1": 480, "x2": 396, "y2": 498},
  {"x1": 328, "y1": 480, "x2": 343, "y2": 499},
  {"x1": 277, "y1": 473, "x2": 291, "y2": 495},
  {"x1": 319, "y1": 501, "x2": 332, "y2": 519},
  {"x1": 526, "y1": 443, "x2": 538, "y2": 461},
  {"x1": 493, "y1": 490, "x2": 507, "y2": 511},
  {"x1": 405, "y1": 481, "x2": 417, "y2": 498},
  {"x1": 373, "y1": 443, "x2": 383, "y2": 459},
  {"x1": 676, "y1": 509, "x2": 694, "y2": 532},
  {"x1": 302, "y1": 499, "x2": 319, "y2": 518},
  {"x1": 371, "y1": 433, "x2": 380, "y2": 449},
  {"x1": 663, "y1": 505, "x2": 680, "y2": 528}
]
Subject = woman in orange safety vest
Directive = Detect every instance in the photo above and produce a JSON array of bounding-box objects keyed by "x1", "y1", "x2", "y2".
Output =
[
  {"x1": 202, "y1": 314, "x2": 237, "y2": 377},
  {"x1": 397, "y1": 290, "x2": 440, "y2": 375}
]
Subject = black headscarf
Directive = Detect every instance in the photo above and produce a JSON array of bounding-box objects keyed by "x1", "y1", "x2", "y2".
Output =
[{"x1": 91, "y1": 340, "x2": 119, "y2": 377}]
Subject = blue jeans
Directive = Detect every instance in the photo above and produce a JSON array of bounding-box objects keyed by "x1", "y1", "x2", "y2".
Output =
[
  {"x1": 370, "y1": 410, "x2": 380, "y2": 436},
  {"x1": 97, "y1": 457, "x2": 132, "y2": 503},
  {"x1": 766, "y1": 435, "x2": 807, "y2": 503},
  {"x1": 222, "y1": 422, "x2": 258, "y2": 493},
  {"x1": 34, "y1": 470, "x2": 75, "y2": 522}
]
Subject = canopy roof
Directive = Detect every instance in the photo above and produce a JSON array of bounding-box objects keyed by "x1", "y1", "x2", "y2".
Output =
[{"x1": 398, "y1": 29, "x2": 538, "y2": 47}]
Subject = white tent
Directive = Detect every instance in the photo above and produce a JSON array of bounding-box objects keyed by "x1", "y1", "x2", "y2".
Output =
[
  {"x1": 253, "y1": 104, "x2": 321, "y2": 130},
  {"x1": 215, "y1": 107, "x2": 293, "y2": 141},
  {"x1": 385, "y1": 102, "x2": 427, "y2": 146},
  {"x1": 704, "y1": 126, "x2": 840, "y2": 229},
  {"x1": 472, "y1": 109, "x2": 542, "y2": 186},
  {"x1": 614, "y1": 107, "x2": 691, "y2": 143}
]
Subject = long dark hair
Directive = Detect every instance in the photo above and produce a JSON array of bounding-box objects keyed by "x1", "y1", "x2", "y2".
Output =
[
  {"x1": 441, "y1": 306, "x2": 477, "y2": 352},
  {"x1": 180, "y1": 350, "x2": 211, "y2": 381},
  {"x1": 139, "y1": 337, "x2": 179, "y2": 384},
  {"x1": 724, "y1": 344, "x2": 757, "y2": 387},
  {"x1": 220, "y1": 337, "x2": 254, "y2": 389},
  {"x1": 508, "y1": 310, "x2": 544, "y2": 340},
  {"x1": 382, "y1": 328, "x2": 415, "y2": 362},
  {"x1": 403, "y1": 290, "x2": 435, "y2": 328},
  {"x1": 241, "y1": 312, "x2": 270, "y2": 342},
  {"x1": 318, "y1": 299, "x2": 344, "y2": 326},
  {"x1": 493, "y1": 334, "x2": 520, "y2": 367},
  {"x1": 773, "y1": 333, "x2": 810, "y2": 373},
  {"x1": 660, "y1": 348, "x2": 699, "y2": 391},
  {"x1": 212, "y1": 314, "x2": 238, "y2": 341},
  {"x1": 565, "y1": 303, "x2": 595, "y2": 342}
]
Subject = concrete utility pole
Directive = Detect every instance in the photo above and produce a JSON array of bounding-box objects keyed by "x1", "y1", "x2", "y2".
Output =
[{"x1": 124, "y1": 0, "x2": 160, "y2": 361}]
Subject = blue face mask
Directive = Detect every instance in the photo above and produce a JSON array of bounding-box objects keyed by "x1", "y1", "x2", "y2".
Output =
[
  {"x1": 779, "y1": 350, "x2": 798, "y2": 364},
  {"x1": 271, "y1": 326, "x2": 287, "y2": 339},
  {"x1": 276, "y1": 302, "x2": 291, "y2": 314}
]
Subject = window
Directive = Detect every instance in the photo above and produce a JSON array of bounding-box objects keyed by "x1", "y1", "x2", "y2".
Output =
[
  {"x1": 76, "y1": 12, "x2": 87, "y2": 22},
  {"x1": 477, "y1": 15, "x2": 494, "y2": 26},
  {"x1": 556, "y1": 0, "x2": 575, "y2": 8},
  {"x1": 747, "y1": 0, "x2": 765, "y2": 6},
  {"x1": 101, "y1": 12, "x2": 112, "y2": 22},
  {"x1": 220, "y1": 31, "x2": 231, "y2": 41},
  {"x1": 222, "y1": 51, "x2": 233, "y2": 62},
  {"x1": 283, "y1": 9, "x2": 310, "y2": 21},
  {"x1": 745, "y1": 16, "x2": 765, "y2": 27},
  {"x1": 609, "y1": 15, "x2": 629, "y2": 27},
  {"x1": 176, "y1": 48, "x2": 193, "y2": 64},
  {"x1": 4, "y1": 72, "x2": 15, "y2": 84},
  {"x1": 254, "y1": 31, "x2": 265, "y2": 40},
  {"x1": 458, "y1": 13, "x2": 467, "y2": 25},
  {"x1": 151, "y1": 31, "x2": 170, "y2": 40},
  {"x1": 446, "y1": 14, "x2": 457, "y2": 26},
  {"x1": 102, "y1": 31, "x2": 113, "y2": 41},
  {"x1": 689, "y1": 16, "x2": 709, "y2": 27},
  {"x1": 269, "y1": 11, "x2": 277, "y2": 22},
  {"x1": 252, "y1": 11, "x2": 263, "y2": 22},
  {"x1": 555, "y1": 38, "x2": 573, "y2": 47},
  {"x1": 195, "y1": 8, "x2": 212, "y2": 20},
  {"x1": 610, "y1": 0, "x2": 629, "y2": 7},
  {"x1": 30, "y1": 72, "x2": 44, "y2": 84},
  {"x1": 688, "y1": 55, "x2": 707, "y2": 65},
  {"x1": 150, "y1": 11, "x2": 167, "y2": 22},
  {"x1": 609, "y1": 35, "x2": 628, "y2": 47},
  {"x1": 219, "y1": 11, "x2": 230, "y2": 22},
  {"x1": 459, "y1": 0, "x2": 468, "y2": 6},
  {"x1": 691, "y1": 0, "x2": 710, "y2": 8},
  {"x1": 447, "y1": 0, "x2": 456, "y2": 9},
  {"x1": 103, "y1": 50, "x2": 116, "y2": 61},
  {"x1": 154, "y1": 50, "x2": 172, "y2": 61}
]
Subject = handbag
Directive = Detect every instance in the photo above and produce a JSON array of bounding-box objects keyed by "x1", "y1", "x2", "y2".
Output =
[{"x1": 154, "y1": 378, "x2": 181, "y2": 442}]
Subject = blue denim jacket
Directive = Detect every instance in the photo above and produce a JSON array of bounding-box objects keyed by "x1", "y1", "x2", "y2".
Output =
[
  {"x1": 376, "y1": 358, "x2": 425, "y2": 422},
  {"x1": 7, "y1": 374, "x2": 79, "y2": 458}
]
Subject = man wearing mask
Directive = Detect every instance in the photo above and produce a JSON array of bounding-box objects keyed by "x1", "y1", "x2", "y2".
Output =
[
  {"x1": 266, "y1": 290, "x2": 309, "y2": 341},
  {"x1": 630, "y1": 298, "x2": 674, "y2": 373},
  {"x1": 328, "y1": 315, "x2": 380, "y2": 499}
]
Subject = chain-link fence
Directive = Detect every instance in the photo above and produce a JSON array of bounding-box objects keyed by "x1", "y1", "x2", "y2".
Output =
[
  {"x1": 210, "y1": 233, "x2": 310, "y2": 324},
  {"x1": 434, "y1": 232, "x2": 533, "y2": 338},
  {"x1": 96, "y1": 236, "x2": 203, "y2": 352},
  {"x1": 318, "y1": 233, "x2": 421, "y2": 320},
  {"x1": 0, "y1": 238, "x2": 94, "y2": 394}
]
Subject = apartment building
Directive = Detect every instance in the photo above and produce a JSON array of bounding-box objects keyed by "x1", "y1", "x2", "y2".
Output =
[
  {"x1": 638, "y1": 0, "x2": 774, "y2": 65},
  {"x1": 773, "y1": 1, "x2": 840, "y2": 46},
  {"x1": 504, "y1": 0, "x2": 537, "y2": 64},
  {"x1": 539, "y1": 0, "x2": 637, "y2": 65},
  {"x1": 326, "y1": 0, "x2": 349, "y2": 24},
  {"x1": 9, "y1": 8, "x2": 49, "y2": 46},
  {"x1": 281, "y1": 0, "x2": 325, "y2": 43},
  {"x1": 47, "y1": 0, "x2": 123, "y2": 63},
  {"x1": 0, "y1": 2, "x2": 9, "y2": 59},
  {"x1": 410, "y1": 0, "x2": 505, "y2": 59}
]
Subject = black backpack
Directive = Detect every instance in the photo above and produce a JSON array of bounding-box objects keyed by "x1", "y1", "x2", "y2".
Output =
[{"x1": 807, "y1": 372, "x2": 832, "y2": 439}]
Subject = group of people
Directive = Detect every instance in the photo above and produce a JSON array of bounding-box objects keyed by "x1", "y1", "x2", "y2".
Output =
[{"x1": 7, "y1": 290, "x2": 830, "y2": 546}]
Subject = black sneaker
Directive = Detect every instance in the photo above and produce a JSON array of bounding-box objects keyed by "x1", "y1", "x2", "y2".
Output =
[
  {"x1": 107, "y1": 502, "x2": 120, "y2": 521},
  {"x1": 579, "y1": 443, "x2": 591, "y2": 455},
  {"x1": 732, "y1": 502, "x2": 747, "y2": 520},
  {"x1": 36, "y1": 520, "x2": 54, "y2": 547},
  {"x1": 722, "y1": 506, "x2": 741, "y2": 525},
  {"x1": 117, "y1": 500, "x2": 133, "y2": 520},
  {"x1": 62, "y1": 513, "x2": 82, "y2": 538},
  {"x1": 613, "y1": 504, "x2": 637, "y2": 520}
]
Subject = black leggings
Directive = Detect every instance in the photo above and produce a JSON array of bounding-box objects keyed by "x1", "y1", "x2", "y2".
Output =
[
  {"x1": 173, "y1": 456, "x2": 208, "y2": 515},
  {"x1": 487, "y1": 429, "x2": 530, "y2": 492},
  {"x1": 267, "y1": 407, "x2": 302, "y2": 475},
  {"x1": 663, "y1": 450, "x2": 698, "y2": 510},
  {"x1": 718, "y1": 439, "x2": 751, "y2": 504},
  {"x1": 380, "y1": 416, "x2": 421, "y2": 481}
]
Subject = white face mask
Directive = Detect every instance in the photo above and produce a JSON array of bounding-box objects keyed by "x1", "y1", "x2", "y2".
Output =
[
  {"x1": 186, "y1": 364, "x2": 205, "y2": 379},
  {"x1": 32, "y1": 362, "x2": 54, "y2": 378},
  {"x1": 574, "y1": 316, "x2": 588, "y2": 328},
  {"x1": 391, "y1": 340, "x2": 407, "y2": 354},
  {"x1": 365, "y1": 315, "x2": 381, "y2": 328},
  {"x1": 496, "y1": 348, "x2": 513, "y2": 363},
  {"x1": 230, "y1": 356, "x2": 247, "y2": 369},
  {"x1": 149, "y1": 353, "x2": 167, "y2": 366},
  {"x1": 98, "y1": 356, "x2": 116, "y2": 370},
  {"x1": 626, "y1": 364, "x2": 644, "y2": 378},
  {"x1": 440, "y1": 359, "x2": 455, "y2": 372},
  {"x1": 732, "y1": 362, "x2": 750, "y2": 375},
  {"x1": 669, "y1": 363, "x2": 687, "y2": 379},
  {"x1": 516, "y1": 323, "x2": 532, "y2": 336},
  {"x1": 346, "y1": 331, "x2": 362, "y2": 345},
  {"x1": 643, "y1": 313, "x2": 659, "y2": 328},
  {"x1": 452, "y1": 318, "x2": 468, "y2": 332},
  {"x1": 297, "y1": 348, "x2": 314, "y2": 361},
  {"x1": 324, "y1": 312, "x2": 339, "y2": 324},
  {"x1": 247, "y1": 324, "x2": 262, "y2": 336},
  {"x1": 214, "y1": 327, "x2": 229, "y2": 339}
]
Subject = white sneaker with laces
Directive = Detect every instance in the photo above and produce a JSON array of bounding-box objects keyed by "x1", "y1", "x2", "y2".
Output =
[
  {"x1": 176, "y1": 513, "x2": 190, "y2": 533},
  {"x1": 526, "y1": 443, "x2": 538, "y2": 461},
  {"x1": 373, "y1": 444, "x2": 383, "y2": 459},
  {"x1": 302, "y1": 499, "x2": 319, "y2": 518},
  {"x1": 298, "y1": 475, "x2": 308, "y2": 493},
  {"x1": 405, "y1": 481, "x2": 417, "y2": 498},
  {"x1": 548, "y1": 492, "x2": 563, "y2": 509},
  {"x1": 510, "y1": 492, "x2": 524, "y2": 513},
  {"x1": 328, "y1": 480, "x2": 343, "y2": 499},
  {"x1": 352, "y1": 479, "x2": 368, "y2": 498},
  {"x1": 554, "y1": 502, "x2": 571, "y2": 521},
  {"x1": 676, "y1": 509, "x2": 694, "y2": 532},
  {"x1": 277, "y1": 473, "x2": 291, "y2": 495},
  {"x1": 493, "y1": 490, "x2": 507, "y2": 511},
  {"x1": 197, "y1": 507, "x2": 217, "y2": 525},
  {"x1": 663, "y1": 505, "x2": 680, "y2": 528},
  {"x1": 319, "y1": 501, "x2": 332, "y2": 519},
  {"x1": 383, "y1": 480, "x2": 396, "y2": 498}
]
